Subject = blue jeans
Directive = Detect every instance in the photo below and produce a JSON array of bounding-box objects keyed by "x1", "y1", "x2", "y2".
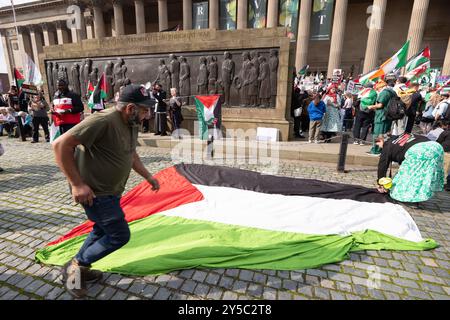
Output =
[{"x1": 75, "y1": 196, "x2": 130, "y2": 266}]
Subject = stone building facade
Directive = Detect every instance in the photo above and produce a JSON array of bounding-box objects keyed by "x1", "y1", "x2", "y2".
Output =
[{"x1": 1, "y1": 0, "x2": 449, "y2": 86}]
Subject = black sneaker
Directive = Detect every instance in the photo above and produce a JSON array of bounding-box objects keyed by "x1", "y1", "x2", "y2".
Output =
[{"x1": 62, "y1": 259, "x2": 102, "y2": 284}]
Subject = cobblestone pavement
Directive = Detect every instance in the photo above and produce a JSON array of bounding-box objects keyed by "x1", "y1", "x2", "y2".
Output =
[{"x1": 0, "y1": 137, "x2": 449, "y2": 300}]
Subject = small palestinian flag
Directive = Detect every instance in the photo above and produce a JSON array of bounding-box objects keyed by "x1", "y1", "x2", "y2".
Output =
[
  {"x1": 49, "y1": 121, "x2": 60, "y2": 143},
  {"x1": 298, "y1": 64, "x2": 309, "y2": 76},
  {"x1": 358, "y1": 88, "x2": 378, "y2": 111},
  {"x1": 35, "y1": 164, "x2": 437, "y2": 276},
  {"x1": 406, "y1": 46, "x2": 430, "y2": 73},
  {"x1": 86, "y1": 80, "x2": 94, "y2": 96},
  {"x1": 14, "y1": 68, "x2": 25, "y2": 89},
  {"x1": 88, "y1": 73, "x2": 108, "y2": 109},
  {"x1": 405, "y1": 61, "x2": 430, "y2": 85},
  {"x1": 194, "y1": 95, "x2": 222, "y2": 140}
]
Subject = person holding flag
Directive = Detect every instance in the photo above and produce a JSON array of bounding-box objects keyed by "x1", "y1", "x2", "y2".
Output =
[
  {"x1": 87, "y1": 73, "x2": 108, "y2": 113},
  {"x1": 353, "y1": 82, "x2": 377, "y2": 145},
  {"x1": 51, "y1": 79, "x2": 84, "y2": 136}
]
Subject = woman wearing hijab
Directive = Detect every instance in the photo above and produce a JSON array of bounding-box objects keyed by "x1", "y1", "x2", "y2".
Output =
[
  {"x1": 376, "y1": 133, "x2": 444, "y2": 202},
  {"x1": 321, "y1": 84, "x2": 342, "y2": 142}
]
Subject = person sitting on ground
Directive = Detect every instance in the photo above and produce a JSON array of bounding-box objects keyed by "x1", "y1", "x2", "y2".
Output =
[
  {"x1": 18, "y1": 111, "x2": 33, "y2": 138},
  {"x1": 3, "y1": 107, "x2": 18, "y2": 137},
  {"x1": 307, "y1": 93, "x2": 326, "y2": 144},
  {"x1": 426, "y1": 120, "x2": 448, "y2": 141},
  {"x1": 420, "y1": 92, "x2": 443, "y2": 134},
  {"x1": 375, "y1": 133, "x2": 444, "y2": 202}
]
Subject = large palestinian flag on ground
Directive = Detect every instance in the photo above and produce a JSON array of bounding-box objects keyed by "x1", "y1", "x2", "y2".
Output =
[
  {"x1": 35, "y1": 164, "x2": 437, "y2": 276},
  {"x1": 194, "y1": 95, "x2": 222, "y2": 140}
]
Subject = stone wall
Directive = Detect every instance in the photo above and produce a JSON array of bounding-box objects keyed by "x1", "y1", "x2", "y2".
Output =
[{"x1": 40, "y1": 27, "x2": 294, "y2": 141}]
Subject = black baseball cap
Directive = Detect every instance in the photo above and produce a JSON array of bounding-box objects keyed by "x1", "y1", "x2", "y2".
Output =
[{"x1": 118, "y1": 84, "x2": 156, "y2": 108}]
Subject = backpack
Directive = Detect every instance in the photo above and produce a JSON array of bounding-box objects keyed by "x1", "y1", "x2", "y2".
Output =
[{"x1": 385, "y1": 90, "x2": 406, "y2": 121}]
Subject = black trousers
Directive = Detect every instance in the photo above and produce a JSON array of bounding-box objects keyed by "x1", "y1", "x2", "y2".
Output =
[
  {"x1": 60, "y1": 124, "x2": 77, "y2": 135},
  {"x1": 404, "y1": 114, "x2": 415, "y2": 134},
  {"x1": 293, "y1": 116, "x2": 301, "y2": 135},
  {"x1": 32, "y1": 117, "x2": 50, "y2": 142},
  {"x1": 353, "y1": 111, "x2": 373, "y2": 141}
]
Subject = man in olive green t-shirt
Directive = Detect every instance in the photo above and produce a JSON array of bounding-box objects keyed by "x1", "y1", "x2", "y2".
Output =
[
  {"x1": 53, "y1": 85, "x2": 159, "y2": 299},
  {"x1": 367, "y1": 78, "x2": 396, "y2": 155}
]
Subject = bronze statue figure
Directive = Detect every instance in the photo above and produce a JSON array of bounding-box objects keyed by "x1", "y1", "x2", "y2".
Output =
[
  {"x1": 208, "y1": 56, "x2": 218, "y2": 94},
  {"x1": 83, "y1": 58, "x2": 93, "y2": 98},
  {"x1": 89, "y1": 67, "x2": 99, "y2": 86},
  {"x1": 246, "y1": 61, "x2": 258, "y2": 107},
  {"x1": 79, "y1": 58, "x2": 86, "y2": 97},
  {"x1": 70, "y1": 62, "x2": 81, "y2": 95},
  {"x1": 104, "y1": 60, "x2": 114, "y2": 101},
  {"x1": 269, "y1": 49, "x2": 279, "y2": 107},
  {"x1": 46, "y1": 62, "x2": 54, "y2": 97},
  {"x1": 238, "y1": 51, "x2": 251, "y2": 107},
  {"x1": 169, "y1": 54, "x2": 180, "y2": 92},
  {"x1": 52, "y1": 62, "x2": 59, "y2": 95},
  {"x1": 221, "y1": 51, "x2": 235, "y2": 106},
  {"x1": 58, "y1": 66, "x2": 69, "y2": 85},
  {"x1": 155, "y1": 58, "x2": 171, "y2": 90},
  {"x1": 258, "y1": 56, "x2": 271, "y2": 108},
  {"x1": 113, "y1": 57, "x2": 125, "y2": 95},
  {"x1": 197, "y1": 56, "x2": 208, "y2": 95},
  {"x1": 179, "y1": 56, "x2": 191, "y2": 105}
]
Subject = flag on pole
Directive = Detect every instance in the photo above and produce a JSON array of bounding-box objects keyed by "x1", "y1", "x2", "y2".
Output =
[
  {"x1": 49, "y1": 121, "x2": 60, "y2": 143},
  {"x1": 86, "y1": 80, "x2": 95, "y2": 96},
  {"x1": 14, "y1": 68, "x2": 25, "y2": 89},
  {"x1": 22, "y1": 53, "x2": 42, "y2": 86},
  {"x1": 87, "y1": 73, "x2": 108, "y2": 109},
  {"x1": 370, "y1": 41, "x2": 410, "y2": 80},
  {"x1": 194, "y1": 95, "x2": 222, "y2": 140},
  {"x1": 405, "y1": 46, "x2": 430, "y2": 73},
  {"x1": 355, "y1": 69, "x2": 379, "y2": 85},
  {"x1": 405, "y1": 61, "x2": 430, "y2": 84},
  {"x1": 298, "y1": 64, "x2": 309, "y2": 76}
]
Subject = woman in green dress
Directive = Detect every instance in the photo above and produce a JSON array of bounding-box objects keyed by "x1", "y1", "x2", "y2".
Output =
[{"x1": 376, "y1": 133, "x2": 445, "y2": 202}]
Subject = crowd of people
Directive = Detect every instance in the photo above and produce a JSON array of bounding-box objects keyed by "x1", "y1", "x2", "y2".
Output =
[{"x1": 291, "y1": 71, "x2": 450, "y2": 199}]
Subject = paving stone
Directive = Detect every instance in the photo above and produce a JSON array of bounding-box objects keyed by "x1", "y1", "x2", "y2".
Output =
[
  {"x1": 306, "y1": 269, "x2": 327, "y2": 278},
  {"x1": 253, "y1": 272, "x2": 267, "y2": 284},
  {"x1": 314, "y1": 287, "x2": 331, "y2": 299},
  {"x1": 45, "y1": 287, "x2": 65, "y2": 300},
  {"x1": 297, "y1": 285, "x2": 314, "y2": 297},
  {"x1": 166, "y1": 277, "x2": 184, "y2": 290},
  {"x1": 336, "y1": 281, "x2": 353, "y2": 293},
  {"x1": 127, "y1": 281, "x2": 146, "y2": 295},
  {"x1": 225, "y1": 269, "x2": 239, "y2": 278},
  {"x1": 368, "y1": 289, "x2": 386, "y2": 300},
  {"x1": 116, "y1": 278, "x2": 133, "y2": 290},
  {"x1": 419, "y1": 282, "x2": 446, "y2": 294},
  {"x1": 267, "y1": 276, "x2": 282, "y2": 289},
  {"x1": 247, "y1": 284, "x2": 264, "y2": 298},
  {"x1": 98, "y1": 287, "x2": 117, "y2": 300},
  {"x1": 419, "y1": 274, "x2": 446, "y2": 285},
  {"x1": 283, "y1": 279, "x2": 298, "y2": 291},
  {"x1": 405, "y1": 288, "x2": 432, "y2": 300},
  {"x1": 239, "y1": 270, "x2": 254, "y2": 282},
  {"x1": 262, "y1": 287, "x2": 277, "y2": 300},
  {"x1": 330, "y1": 290, "x2": 346, "y2": 300},
  {"x1": 218, "y1": 276, "x2": 234, "y2": 290},
  {"x1": 223, "y1": 291, "x2": 239, "y2": 300},
  {"x1": 192, "y1": 270, "x2": 208, "y2": 282},
  {"x1": 142, "y1": 284, "x2": 158, "y2": 298},
  {"x1": 154, "y1": 288, "x2": 172, "y2": 300},
  {"x1": 328, "y1": 272, "x2": 351, "y2": 283},
  {"x1": 111, "y1": 291, "x2": 128, "y2": 300},
  {"x1": 392, "y1": 278, "x2": 420, "y2": 289},
  {"x1": 35, "y1": 284, "x2": 55, "y2": 297},
  {"x1": 181, "y1": 280, "x2": 197, "y2": 294}
]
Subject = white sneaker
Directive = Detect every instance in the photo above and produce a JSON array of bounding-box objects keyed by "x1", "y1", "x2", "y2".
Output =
[
  {"x1": 359, "y1": 141, "x2": 365, "y2": 146},
  {"x1": 353, "y1": 141, "x2": 359, "y2": 145},
  {"x1": 314, "y1": 140, "x2": 320, "y2": 144},
  {"x1": 308, "y1": 140, "x2": 312, "y2": 143}
]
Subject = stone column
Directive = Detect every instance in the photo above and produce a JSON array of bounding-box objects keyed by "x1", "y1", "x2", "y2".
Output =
[
  {"x1": 442, "y1": 37, "x2": 450, "y2": 75},
  {"x1": 0, "y1": 30, "x2": 14, "y2": 84},
  {"x1": 41, "y1": 22, "x2": 56, "y2": 46},
  {"x1": 209, "y1": 0, "x2": 219, "y2": 29},
  {"x1": 327, "y1": 0, "x2": 348, "y2": 77},
  {"x1": 183, "y1": 0, "x2": 192, "y2": 30},
  {"x1": 56, "y1": 21, "x2": 70, "y2": 44},
  {"x1": 92, "y1": 0, "x2": 106, "y2": 38},
  {"x1": 17, "y1": 26, "x2": 34, "y2": 61},
  {"x1": 158, "y1": 0, "x2": 168, "y2": 31},
  {"x1": 135, "y1": 0, "x2": 146, "y2": 34},
  {"x1": 68, "y1": 0, "x2": 87, "y2": 42},
  {"x1": 113, "y1": 0, "x2": 125, "y2": 36},
  {"x1": 267, "y1": 0, "x2": 279, "y2": 28},
  {"x1": 85, "y1": 16, "x2": 94, "y2": 39},
  {"x1": 363, "y1": 0, "x2": 387, "y2": 73},
  {"x1": 406, "y1": 0, "x2": 430, "y2": 60},
  {"x1": 237, "y1": 0, "x2": 248, "y2": 29},
  {"x1": 295, "y1": 0, "x2": 312, "y2": 71},
  {"x1": 29, "y1": 26, "x2": 44, "y2": 64}
]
